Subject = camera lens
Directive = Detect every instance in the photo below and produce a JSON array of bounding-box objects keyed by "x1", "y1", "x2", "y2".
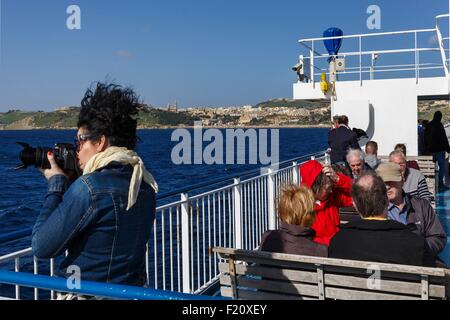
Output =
[{"x1": 17, "y1": 143, "x2": 52, "y2": 169}]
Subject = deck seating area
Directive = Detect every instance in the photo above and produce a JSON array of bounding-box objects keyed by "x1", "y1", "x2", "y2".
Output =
[
  {"x1": 214, "y1": 247, "x2": 450, "y2": 300},
  {"x1": 213, "y1": 156, "x2": 447, "y2": 300},
  {"x1": 379, "y1": 155, "x2": 437, "y2": 203}
]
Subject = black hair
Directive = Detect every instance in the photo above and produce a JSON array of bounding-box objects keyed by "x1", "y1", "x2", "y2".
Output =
[
  {"x1": 433, "y1": 111, "x2": 443, "y2": 122},
  {"x1": 77, "y1": 83, "x2": 140, "y2": 150},
  {"x1": 338, "y1": 115, "x2": 349, "y2": 125}
]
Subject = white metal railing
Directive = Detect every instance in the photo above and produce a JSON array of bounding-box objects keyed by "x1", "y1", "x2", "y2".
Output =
[
  {"x1": 298, "y1": 14, "x2": 450, "y2": 85},
  {"x1": 0, "y1": 153, "x2": 325, "y2": 299},
  {"x1": 149, "y1": 160, "x2": 307, "y2": 294}
]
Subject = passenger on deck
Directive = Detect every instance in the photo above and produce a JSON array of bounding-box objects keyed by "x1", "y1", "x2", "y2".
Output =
[
  {"x1": 389, "y1": 150, "x2": 432, "y2": 202},
  {"x1": 346, "y1": 149, "x2": 373, "y2": 180},
  {"x1": 299, "y1": 160, "x2": 353, "y2": 246},
  {"x1": 424, "y1": 111, "x2": 450, "y2": 191},
  {"x1": 394, "y1": 143, "x2": 420, "y2": 171},
  {"x1": 259, "y1": 185, "x2": 328, "y2": 257},
  {"x1": 364, "y1": 141, "x2": 381, "y2": 170},
  {"x1": 32, "y1": 83, "x2": 158, "y2": 296},
  {"x1": 328, "y1": 115, "x2": 361, "y2": 165},
  {"x1": 376, "y1": 163, "x2": 447, "y2": 256},
  {"x1": 331, "y1": 115, "x2": 340, "y2": 130},
  {"x1": 329, "y1": 173, "x2": 436, "y2": 267}
]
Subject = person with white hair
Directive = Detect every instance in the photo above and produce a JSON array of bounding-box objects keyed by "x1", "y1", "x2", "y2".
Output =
[
  {"x1": 389, "y1": 150, "x2": 432, "y2": 202},
  {"x1": 346, "y1": 149, "x2": 373, "y2": 180}
]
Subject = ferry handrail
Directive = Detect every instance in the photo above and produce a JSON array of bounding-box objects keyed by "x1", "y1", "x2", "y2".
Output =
[
  {"x1": 299, "y1": 27, "x2": 437, "y2": 43},
  {"x1": 0, "y1": 269, "x2": 226, "y2": 300},
  {"x1": 0, "y1": 248, "x2": 32, "y2": 264},
  {"x1": 0, "y1": 149, "x2": 327, "y2": 245},
  {"x1": 307, "y1": 47, "x2": 440, "y2": 59},
  {"x1": 155, "y1": 150, "x2": 325, "y2": 200}
]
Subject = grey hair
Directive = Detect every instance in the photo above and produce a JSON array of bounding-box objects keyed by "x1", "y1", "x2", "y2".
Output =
[
  {"x1": 346, "y1": 148, "x2": 364, "y2": 162},
  {"x1": 389, "y1": 150, "x2": 406, "y2": 161}
]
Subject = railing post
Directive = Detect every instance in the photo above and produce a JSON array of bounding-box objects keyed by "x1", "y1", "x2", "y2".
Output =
[
  {"x1": 292, "y1": 162, "x2": 299, "y2": 185},
  {"x1": 310, "y1": 41, "x2": 315, "y2": 87},
  {"x1": 435, "y1": 21, "x2": 449, "y2": 77},
  {"x1": 415, "y1": 31, "x2": 419, "y2": 83},
  {"x1": 359, "y1": 36, "x2": 362, "y2": 86},
  {"x1": 267, "y1": 168, "x2": 277, "y2": 230},
  {"x1": 15, "y1": 258, "x2": 20, "y2": 300},
  {"x1": 181, "y1": 193, "x2": 191, "y2": 294},
  {"x1": 233, "y1": 178, "x2": 243, "y2": 249}
]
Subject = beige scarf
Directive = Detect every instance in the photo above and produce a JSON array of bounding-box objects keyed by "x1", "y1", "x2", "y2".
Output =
[{"x1": 83, "y1": 146, "x2": 159, "y2": 211}]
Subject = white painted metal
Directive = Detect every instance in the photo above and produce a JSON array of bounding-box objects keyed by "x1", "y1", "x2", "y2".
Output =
[
  {"x1": 233, "y1": 178, "x2": 242, "y2": 249},
  {"x1": 49, "y1": 259, "x2": 54, "y2": 300},
  {"x1": 0, "y1": 156, "x2": 326, "y2": 299},
  {"x1": 14, "y1": 258, "x2": 19, "y2": 299},
  {"x1": 292, "y1": 161, "x2": 299, "y2": 185},
  {"x1": 267, "y1": 168, "x2": 276, "y2": 231},
  {"x1": 33, "y1": 257, "x2": 38, "y2": 300},
  {"x1": 180, "y1": 193, "x2": 190, "y2": 294},
  {"x1": 299, "y1": 28, "x2": 437, "y2": 43},
  {"x1": 162, "y1": 209, "x2": 166, "y2": 291},
  {"x1": 153, "y1": 220, "x2": 157, "y2": 289}
]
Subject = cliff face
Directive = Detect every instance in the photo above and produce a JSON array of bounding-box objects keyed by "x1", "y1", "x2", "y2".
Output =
[{"x1": 2, "y1": 116, "x2": 35, "y2": 130}]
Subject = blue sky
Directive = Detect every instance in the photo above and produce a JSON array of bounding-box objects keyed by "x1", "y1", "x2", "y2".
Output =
[{"x1": 0, "y1": 0, "x2": 448, "y2": 111}]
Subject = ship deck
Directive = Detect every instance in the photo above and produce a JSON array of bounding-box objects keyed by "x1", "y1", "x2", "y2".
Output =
[{"x1": 436, "y1": 188, "x2": 450, "y2": 265}]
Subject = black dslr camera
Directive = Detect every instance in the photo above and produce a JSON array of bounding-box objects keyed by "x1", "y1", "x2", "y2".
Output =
[{"x1": 16, "y1": 142, "x2": 81, "y2": 177}]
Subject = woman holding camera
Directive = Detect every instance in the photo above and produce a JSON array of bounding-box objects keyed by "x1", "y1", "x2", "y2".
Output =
[{"x1": 32, "y1": 83, "x2": 158, "y2": 296}]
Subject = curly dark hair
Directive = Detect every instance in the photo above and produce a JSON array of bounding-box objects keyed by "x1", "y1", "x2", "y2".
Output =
[{"x1": 77, "y1": 83, "x2": 140, "y2": 150}]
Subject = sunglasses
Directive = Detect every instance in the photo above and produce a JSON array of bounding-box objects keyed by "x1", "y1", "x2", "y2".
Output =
[{"x1": 74, "y1": 133, "x2": 97, "y2": 151}]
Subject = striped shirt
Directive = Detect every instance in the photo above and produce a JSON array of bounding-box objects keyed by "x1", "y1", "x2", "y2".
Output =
[{"x1": 403, "y1": 168, "x2": 432, "y2": 202}]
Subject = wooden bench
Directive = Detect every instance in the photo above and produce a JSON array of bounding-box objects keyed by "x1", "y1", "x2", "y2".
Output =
[
  {"x1": 379, "y1": 155, "x2": 437, "y2": 202},
  {"x1": 214, "y1": 247, "x2": 450, "y2": 300}
]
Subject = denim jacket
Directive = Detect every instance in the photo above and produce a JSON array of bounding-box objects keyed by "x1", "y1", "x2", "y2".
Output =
[{"x1": 32, "y1": 162, "x2": 156, "y2": 286}]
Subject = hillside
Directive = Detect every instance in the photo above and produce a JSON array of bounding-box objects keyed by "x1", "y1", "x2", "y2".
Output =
[
  {"x1": 256, "y1": 98, "x2": 329, "y2": 110},
  {"x1": 418, "y1": 100, "x2": 450, "y2": 121},
  {"x1": 0, "y1": 107, "x2": 202, "y2": 130},
  {"x1": 0, "y1": 99, "x2": 332, "y2": 130}
]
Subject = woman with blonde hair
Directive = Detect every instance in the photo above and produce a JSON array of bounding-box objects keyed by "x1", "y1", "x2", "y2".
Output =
[{"x1": 259, "y1": 185, "x2": 328, "y2": 257}]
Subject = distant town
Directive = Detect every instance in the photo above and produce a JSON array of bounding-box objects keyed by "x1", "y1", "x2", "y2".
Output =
[
  {"x1": 0, "y1": 99, "x2": 331, "y2": 130},
  {"x1": 0, "y1": 98, "x2": 447, "y2": 130}
]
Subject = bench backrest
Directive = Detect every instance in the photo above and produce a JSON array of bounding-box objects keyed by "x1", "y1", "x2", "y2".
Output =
[{"x1": 213, "y1": 247, "x2": 450, "y2": 300}]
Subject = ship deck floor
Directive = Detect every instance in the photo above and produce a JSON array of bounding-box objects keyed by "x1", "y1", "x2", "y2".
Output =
[{"x1": 436, "y1": 188, "x2": 450, "y2": 265}]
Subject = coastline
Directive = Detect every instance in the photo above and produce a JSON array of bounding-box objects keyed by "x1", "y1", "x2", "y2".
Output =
[{"x1": 0, "y1": 124, "x2": 330, "y2": 131}]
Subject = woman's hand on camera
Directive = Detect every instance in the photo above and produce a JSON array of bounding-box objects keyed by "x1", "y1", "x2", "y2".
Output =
[{"x1": 40, "y1": 151, "x2": 67, "y2": 181}]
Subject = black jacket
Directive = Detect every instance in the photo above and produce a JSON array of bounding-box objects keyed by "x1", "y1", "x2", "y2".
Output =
[
  {"x1": 424, "y1": 119, "x2": 450, "y2": 153},
  {"x1": 328, "y1": 126, "x2": 361, "y2": 164},
  {"x1": 329, "y1": 219, "x2": 436, "y2": 267},
  {"x1": 404, "y1": 195, "x2": 447, "y2": 256},
  {"x1": 260, "y1": 222, "x2": 328, "y2": 257}
]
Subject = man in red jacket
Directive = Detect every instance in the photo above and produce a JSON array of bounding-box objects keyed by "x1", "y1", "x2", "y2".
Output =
[{"x1": 299, "y1": 160, "x2": 353, "y2": 246}]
